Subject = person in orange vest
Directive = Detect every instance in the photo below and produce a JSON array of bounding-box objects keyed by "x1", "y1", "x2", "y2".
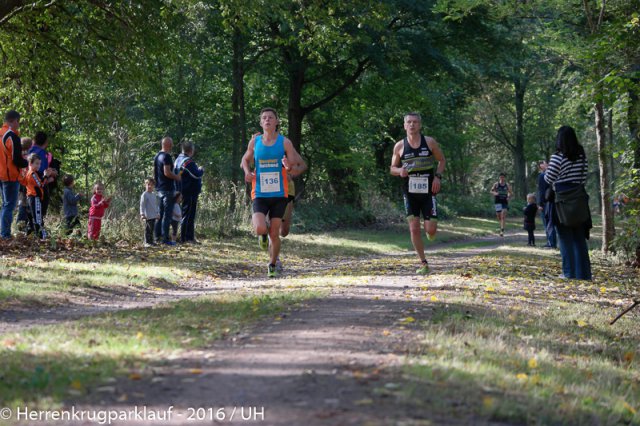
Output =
[{"x1": 0, "y1": 110, "x2": 28, "y2": 239}]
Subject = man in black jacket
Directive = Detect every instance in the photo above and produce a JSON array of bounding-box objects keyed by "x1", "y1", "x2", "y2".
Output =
[
  {"x1": 537, "y1": 160, "x2": 557, "y2": 248},
  {"x1": 174, "y1": 141, "x2": 203, "y2": 243}
]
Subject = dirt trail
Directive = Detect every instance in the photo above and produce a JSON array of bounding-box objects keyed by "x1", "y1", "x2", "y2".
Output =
[
  {"x1": 0, "y1": 232, "x2": 524, "y2": 334},
  {"x1": 79, "y1": 278, "x2": 482, "y2": 426},
  {"x1": 52, "y1": 233, "x2": 526, "y2": 426}
]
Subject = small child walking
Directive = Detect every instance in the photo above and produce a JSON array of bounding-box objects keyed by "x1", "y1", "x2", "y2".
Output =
[
  {"x1": 88, "y1": 181, "x2": 111, "y2": 240},
  {"x1": 62, "y1": 174, "x2": 83, "y2": 235},
  {"x1": 140, "y1": 178, "x2": 160, "y2": 246},
  {"x1": 171, "y1": 192, "x2": 182, "y2": 242},
  {"x1": 523, "y1": 193, "x2": 537, "y2": 246},
  {"x1": 18, "y1": 154, "x2": 48, "y2": 239}
]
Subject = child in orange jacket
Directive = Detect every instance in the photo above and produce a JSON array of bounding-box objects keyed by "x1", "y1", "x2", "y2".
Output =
[{"x1": 17, "y1": 154, "x2": 49, "y2": 239}]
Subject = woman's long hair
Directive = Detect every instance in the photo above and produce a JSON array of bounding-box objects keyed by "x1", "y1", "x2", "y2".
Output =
[{"x1": 556, "y1": 125, "x2": 585, "y2": 162}]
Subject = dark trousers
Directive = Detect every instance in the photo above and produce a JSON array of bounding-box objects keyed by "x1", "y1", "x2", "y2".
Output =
[
  {"x1": 42, "y1": 185, "x2": 50, "y2": 219},
  {"x1": 154, "y1": 190, "x2": 175, "y2": 243},
  {"x1": 557, "y1": 224, "x2": 592, "y2": 280},
  {"x1": 27, "y1": 196, "x2": 46, "y2": 239},
  {"x1": 180, "y1": 193, "x2": 199, "y2": 242},
  {"x1": 527, "y1": 229, "x2": 535, "y2": 245},
  {"x1": 65, "y1": 215, "x2": 80, "y2": 235},
  {"x1": 145, "y1": 219, "x2": 156, "y2": 244},
  {"x1": 540, "y1": 210, "x2": 557, "y2": 248}
]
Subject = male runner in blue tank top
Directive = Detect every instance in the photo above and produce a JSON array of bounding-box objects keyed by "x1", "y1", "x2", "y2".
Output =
[
  {"x1": 390, "y1": 112, "x2": 446, "y2": 275},
  {"x1": 241, "y1": 108, "x2": 306, "y2": 278}
]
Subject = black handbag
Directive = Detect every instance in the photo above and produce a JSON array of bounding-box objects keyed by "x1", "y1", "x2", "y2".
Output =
[{"x1": 555, "y1": 185, "x2": 589, "y2": 227}]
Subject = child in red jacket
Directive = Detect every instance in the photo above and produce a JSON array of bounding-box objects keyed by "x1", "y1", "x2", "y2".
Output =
[{"x1": 88, "y1": 181, "x2": 111, "y2": 240}]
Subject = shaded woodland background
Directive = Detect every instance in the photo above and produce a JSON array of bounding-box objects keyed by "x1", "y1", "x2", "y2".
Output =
[{"x1": 1, "y1": 0, "x2": 639, "y2": 259}]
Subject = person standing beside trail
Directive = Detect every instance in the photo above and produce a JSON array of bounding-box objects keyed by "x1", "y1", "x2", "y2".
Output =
[
  {"x1": 390, "y1": 112, "x2": 446, "y2": 275},
  {"x1": 490, "y1": 173, "x2": 512, "y2": 237},
  {"x1": 174, "y1": 141, "x2": 203, "y2": 244},
  {"x1": 153, "y1": 137, "x2": 181, "y2": 246},
  {"x1": 241, "y1": 108, "x2": 306, "y2": 278},
  {"x1": 536, "y1": 160, "x2": 557, "y2": 248},
  {"x1": 0, "y1": 110, "x2": 27, "y2": 240},
  {"x1": 544, "y1": 125, "x2": 591, "y2": 281}
]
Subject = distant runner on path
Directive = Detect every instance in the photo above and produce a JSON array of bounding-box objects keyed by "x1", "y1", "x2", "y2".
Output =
[
  {"x1": 490, "y1": 173, "x2": 512, "y2": 237},
  {"x1": 390, "y1": 112, "x2": 446, "y2": 275},
  {"x1": 241, "y1": 108, "x2": 306, "y2": 278}
]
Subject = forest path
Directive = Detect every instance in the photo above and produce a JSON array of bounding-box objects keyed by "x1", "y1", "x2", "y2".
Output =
[{"x1": 63, "y1": 232, "x2": 526, "y2": 425}]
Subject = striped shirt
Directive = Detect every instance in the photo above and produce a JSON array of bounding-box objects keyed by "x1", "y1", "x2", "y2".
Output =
[{"x1": 544, "y1": 153, "x2": 588, "y2": 189}]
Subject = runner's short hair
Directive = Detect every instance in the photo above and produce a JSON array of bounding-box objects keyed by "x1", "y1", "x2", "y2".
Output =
[
  {"x1": 499, "y1": 172, "x2": 506, "y2": 177},
  {"x1": 260, "y1": 107, "x2": 279, "y2": 120},
  {"x1": 404, "y1": 112, "x2": 422, "y2": 122}
]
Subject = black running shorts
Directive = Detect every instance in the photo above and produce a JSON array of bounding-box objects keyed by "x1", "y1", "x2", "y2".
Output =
[
  {"x1": 253, "y1": 197, "x2": 288, "y2": 219},
  {"x1": 403, "y1": 193, "x2": 438, "y2": 221}
]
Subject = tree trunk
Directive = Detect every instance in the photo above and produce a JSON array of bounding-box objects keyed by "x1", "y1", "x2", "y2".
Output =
[
  {"x1": 608, "y1": 108, "x2": 615, "y2": 192},
  {"x1": 629, "y1": 72, "x2": 640, "y2": 169},
  {"x1": 514, "y1": 77, "x2": 527, "y2": 199},
  {"x1": 287, "y1": 66, "x2": 305, "y2": 153},
  {"x1": 286, "y1": 64, "x2": 306, "y2": 198},
  {"x1": 231, "y1": 25, "x2": 247, "y2": 208},
  {"x1": 595, "y1": 101, "x2": 615, "y2": 253}
]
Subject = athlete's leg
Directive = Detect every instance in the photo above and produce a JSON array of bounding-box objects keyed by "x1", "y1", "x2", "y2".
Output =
[
  {"x1": 252, "y1": 212, "x2": 268, "y2": 236},
  {"x1": 409, "y1": 216, "x2": 425, "y2": 262},
  {"x1": 500, "y1": 209, "x2": 507, "y2": 232},
  {"x1": 425, "y1": 219, "x2": 438, "y2": 238},
  {"x1": 425, "y1": 196, "x2": 438, "y2": 239},
  {"x1": 280, "y1": 201, "x2": 294, "y2": 237},
  {"x1": 269, "y1": 218, "x2": 282, "y2": 265}
]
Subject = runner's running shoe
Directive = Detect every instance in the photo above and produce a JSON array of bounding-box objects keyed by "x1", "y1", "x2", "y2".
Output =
[
  {"x1": 267, "y1": 263, "x2": 277, "y2": 278},
  {"x1": 416, "y1": 260, "x2": 430, "y2": 275},
  {"x1": 258, "y1": 234, "x2": 268, "y2": 251}
]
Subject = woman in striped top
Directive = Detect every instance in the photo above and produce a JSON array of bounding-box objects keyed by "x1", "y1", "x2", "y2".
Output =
[{"x1": 544, "y1": 126, "x2": 592, "y2": 280}]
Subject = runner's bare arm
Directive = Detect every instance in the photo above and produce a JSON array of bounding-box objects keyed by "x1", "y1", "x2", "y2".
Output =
[
  {"x1": 283, "y1": 139, "x2": 306, "y2": 177},
  {"x1": 390, "y1": 140, "x2": 407, "y2": 177},
  {"x1": 490, "y1": 183, "x2": 498, "y2": 196},
  {"x1": 426, "y1": 137, "x2": 445, "y2": 194},
  {"x1": 241, "y1": 139, "x2": 256, "y2": 182}
]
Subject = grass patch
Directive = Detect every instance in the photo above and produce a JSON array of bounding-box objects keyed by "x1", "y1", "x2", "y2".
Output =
[
  {"x1": 0, "y1": 290, "x2": 320, "y2": 409},
  {"x1": 399, "y1": 248, "x2": 640, "y2": 425}
]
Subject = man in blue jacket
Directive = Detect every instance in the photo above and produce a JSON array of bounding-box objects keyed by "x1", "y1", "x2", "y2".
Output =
[{"x1": 174, "y1": 141, "x2": 203, "y2": 243}]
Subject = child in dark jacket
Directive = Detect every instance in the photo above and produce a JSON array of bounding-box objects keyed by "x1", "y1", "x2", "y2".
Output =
[
  {"x1": 523, "y1": 193, "x2": 537, "y2": 246},
  {"x1": 63, "y1": 174, "x2": 83, "y2": 235}
]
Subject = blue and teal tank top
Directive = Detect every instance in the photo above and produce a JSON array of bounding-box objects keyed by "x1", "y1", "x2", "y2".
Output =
[{"x1": 252, "y1": 134, "x2": 288, "y2": 199}]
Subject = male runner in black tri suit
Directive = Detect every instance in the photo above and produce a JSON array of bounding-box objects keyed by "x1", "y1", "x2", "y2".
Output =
[{"x1": 390, "y1": 112, "x2": 446, "y2": 275}]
